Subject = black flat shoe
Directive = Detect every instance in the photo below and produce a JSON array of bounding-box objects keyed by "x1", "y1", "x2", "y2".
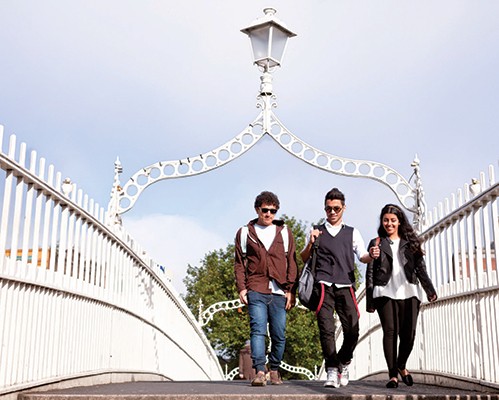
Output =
[
  {"x1": 386, "y1": 379, "x2": 398, "y2": 388},
  {"x1": 398, "y1": 369, "x2": 413, "y2": 386}
]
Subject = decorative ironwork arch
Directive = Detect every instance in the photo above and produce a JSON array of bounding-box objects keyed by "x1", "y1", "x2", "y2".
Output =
[
  {"x1": 199, "y1": 298, "x2": 244, "y2": 327},
  {"x1": 224, "y1": 363, "x2": 316, "y2": 381},
  {"x1": 198, "y1": 298, "x2": 317, "y2": 380},
  {"x1": 107, "y1": 71, "x2": 427, "y2": 231}
]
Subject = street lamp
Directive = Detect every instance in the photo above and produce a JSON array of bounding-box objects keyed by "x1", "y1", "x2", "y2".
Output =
[
  {"x1": 111, "y1": 8, "x2": 426, "y2": 231},
  {"x1": 241, "y1": 7, "x2": 296, "y2": 72},
  {"x1": 241, "y1": 7, "x2": 296, "y2": 95}
]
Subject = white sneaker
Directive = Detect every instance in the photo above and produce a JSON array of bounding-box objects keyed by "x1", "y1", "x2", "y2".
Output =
[
  {"x1": 340, "y1": 364, "x2": 349, "y2": 386},
  {"x1": 324, "y1": 367, "x2": 340, "y2": 388}
]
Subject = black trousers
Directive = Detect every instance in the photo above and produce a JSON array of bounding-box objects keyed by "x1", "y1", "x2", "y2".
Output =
[
  {"x1": 374, "y1": 296, "x2": 421, "y2": 379},
  {"x1": 316, "y1": 284, "x2": 359, "y2": 369}
]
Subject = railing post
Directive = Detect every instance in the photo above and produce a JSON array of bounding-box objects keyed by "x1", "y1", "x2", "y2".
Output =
[{"x1": 411, "y1": 154, "x2": 427, "y2": 232}]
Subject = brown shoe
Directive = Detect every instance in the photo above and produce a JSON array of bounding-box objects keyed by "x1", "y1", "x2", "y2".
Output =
[
  {"x1": 251, "y1": 371, "x2": 267, "y2": 386},
  {"x1": 269, "y1": 370, "x2": 283, "y2": 385}
]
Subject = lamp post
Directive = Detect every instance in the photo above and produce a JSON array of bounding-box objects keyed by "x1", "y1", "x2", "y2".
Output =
[
  {"x1": 241, "y1": 7, "x2": 296, "y2": 96},
  {"x1": 106, "y1": 7, "x2": 429, "y2": 378},
  {"x1": 110, "y1": 8, "x2": 426, "y2": 231}
]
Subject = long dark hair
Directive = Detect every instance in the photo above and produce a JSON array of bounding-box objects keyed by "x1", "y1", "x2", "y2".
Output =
[{"x1": 377, "y1": 204, "x2": 423, "y2": 256}]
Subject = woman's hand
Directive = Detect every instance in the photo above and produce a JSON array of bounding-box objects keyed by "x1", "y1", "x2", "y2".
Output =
[{"x1": 369, "y1": 245, "x2": 380, "y2": 259}]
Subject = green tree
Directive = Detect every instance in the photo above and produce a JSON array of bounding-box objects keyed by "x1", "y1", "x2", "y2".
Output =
[
  {"x1": 182, "y1": 215, "x2": 322, "y2": 379},
  {"x1": 183, "y1": 244, "x2": 249, "y2": 362}
]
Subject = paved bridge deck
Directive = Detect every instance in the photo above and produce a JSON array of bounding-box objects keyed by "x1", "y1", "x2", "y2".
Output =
[{"x1": 18, "y1": 379, "x2": 499, "y2": 400}]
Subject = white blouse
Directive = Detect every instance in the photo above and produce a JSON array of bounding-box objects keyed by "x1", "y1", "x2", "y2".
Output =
[{"x1": 373, "y1": 238, "x2": 423, "y2": 301}]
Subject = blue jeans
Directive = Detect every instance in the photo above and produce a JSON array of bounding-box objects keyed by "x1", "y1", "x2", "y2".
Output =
[{"x1": 247, "y1": 291, "x2": 287, "y2": 373}]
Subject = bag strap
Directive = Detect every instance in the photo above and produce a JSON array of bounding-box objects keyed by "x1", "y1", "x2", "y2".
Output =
[
  {"x1": 309, "y1": 225, "x2": 321, "y2": 273},
  {"x1": 281, "y1": 225, "x2": 289, "y2": 255},
  {"x1": 240, "y1": 225, "x2": 249, "y2": 257},
  {"x1": 241, "y1": 224, "x2": 289, "y2": 256}
]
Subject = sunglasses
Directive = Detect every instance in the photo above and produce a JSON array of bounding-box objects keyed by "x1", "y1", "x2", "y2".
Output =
[
  {"x1": 324, "y1": 205, "x2": 343, "y2": 213},
  {"x1": 260, "y1": 207, "x2": 278, "y2": 215}
]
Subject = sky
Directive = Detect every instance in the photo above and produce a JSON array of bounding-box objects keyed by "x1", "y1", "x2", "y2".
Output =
[{"x1": 1, "y1": 1, "x2": 498, "y2": 294}]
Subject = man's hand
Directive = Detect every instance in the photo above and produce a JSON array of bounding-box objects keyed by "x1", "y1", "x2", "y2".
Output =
[
  {"x1": 285, "y1": 292, "x2": 296, "y2": 311},
  {"x1": 301, "y1": 228, "x2": 322, "y2": 262},
  {"x1": 310, "y1": 228, "x2": 321, "y2": 243},
  {"x1": 239, "y1": 289, "x2": 248, "y2": 305}
]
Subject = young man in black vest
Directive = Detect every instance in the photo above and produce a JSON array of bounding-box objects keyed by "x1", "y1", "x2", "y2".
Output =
[{"x1": 301, "y1": 188, "x2": 373, "y2": 388}]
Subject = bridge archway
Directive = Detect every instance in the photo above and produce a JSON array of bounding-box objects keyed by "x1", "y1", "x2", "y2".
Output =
[
  {"x1": 107, "y1": 8, "x2": 426, "y2": 231},
  {"x1": 107, "y1": 85, "x2": 427, "y2": 231}
]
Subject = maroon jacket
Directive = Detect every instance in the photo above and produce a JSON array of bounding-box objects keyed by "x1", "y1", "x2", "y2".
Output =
[{"x1": 234, "y1": 219, "x2": 298, "y2": 295}]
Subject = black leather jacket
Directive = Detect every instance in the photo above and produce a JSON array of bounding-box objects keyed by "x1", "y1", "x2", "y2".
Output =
[{"x1": 365, "y1": 237, "x2": 437, "y2": 311}]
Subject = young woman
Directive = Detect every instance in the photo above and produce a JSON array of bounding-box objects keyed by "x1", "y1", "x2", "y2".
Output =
[{"x1": 366, "y1": 204, "x2": 437, "y2": 388}]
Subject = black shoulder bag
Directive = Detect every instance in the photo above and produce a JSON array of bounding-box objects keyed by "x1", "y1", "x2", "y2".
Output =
[{"x1": 298, "y1": 231, "x2": 320, "y2": 311}]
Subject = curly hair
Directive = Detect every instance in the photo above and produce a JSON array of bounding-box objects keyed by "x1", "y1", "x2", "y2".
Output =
[
  {"x1": 254, "y1": 191, "x2": 280, "y2": 209},
  {"x1": 377, "y1": 204, "x2": 423, "y2": 256}
]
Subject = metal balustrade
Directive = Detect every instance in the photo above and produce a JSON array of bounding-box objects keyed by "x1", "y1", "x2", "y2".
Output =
[
  {"x1": 1, "y1": 124, "x2": 498, "y2": 394},
  {"x1": 198, "y1": 299, "x2": 318, "y2": 380},
  {"x1": 347, "y1": 163, "x2": 499, "y2": 390},
  {"x1": 0, "y1": 127, "x2": 223, "y2": 396}
]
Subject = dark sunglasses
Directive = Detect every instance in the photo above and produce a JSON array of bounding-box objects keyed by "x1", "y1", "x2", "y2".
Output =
[
  {"x1": 260, "y1": 207, "x2": 278, "y2": 215},
  {"x1": 324, "y1": 205, "x2": 343, "y2": 213}
]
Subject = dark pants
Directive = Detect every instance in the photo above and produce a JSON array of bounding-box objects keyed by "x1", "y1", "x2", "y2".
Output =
[
  {"x1": 316, "y1": 284, "x2": 359, "y2": 369},
  {"x1": 374, "y1": 296, "x2": 421, "y2": 379}
]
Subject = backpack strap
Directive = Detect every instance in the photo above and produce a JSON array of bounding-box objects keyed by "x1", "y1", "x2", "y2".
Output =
[
  {"x1": 240, "y1": 224, "x2": 289, "y2": 256},
  {"x1": 281, "y1": 225, "x2": 289, "y2": 255},
  {"x1": 240, "y1": 225, "x2": 249, "y2": 257}
]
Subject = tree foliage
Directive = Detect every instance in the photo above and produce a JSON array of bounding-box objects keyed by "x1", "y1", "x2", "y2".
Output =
[{"x1": 182, "y1": 215, "x2": 323, "y2": 379}]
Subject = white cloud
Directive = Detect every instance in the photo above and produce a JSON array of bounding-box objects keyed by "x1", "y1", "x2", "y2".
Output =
[{"x1": 123, "y1": 214, "x2": 227, "y2": 294}]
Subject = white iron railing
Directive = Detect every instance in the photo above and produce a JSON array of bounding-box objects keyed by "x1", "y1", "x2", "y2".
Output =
[
  {"x1": 349, "y1": 163, "x2": 499, "y2": 389},
  {"x1": 2, "y1": 122, "x2": 498, "y2": 393},
  {"x1": 0, "y1": 127, "x2": 224, "y2": 396}
]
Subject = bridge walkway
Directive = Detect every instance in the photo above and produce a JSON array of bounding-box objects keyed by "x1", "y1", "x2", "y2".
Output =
[{"x1": 18, "y1": 379, "x2": 499, "y2": 400}]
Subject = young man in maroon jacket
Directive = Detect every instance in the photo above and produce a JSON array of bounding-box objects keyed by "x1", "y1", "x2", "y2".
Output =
[{"x1": 234, "y1": 191, "x2": 298, "y2": 386}]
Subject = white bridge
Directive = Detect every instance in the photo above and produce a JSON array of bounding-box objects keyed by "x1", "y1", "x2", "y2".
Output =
[
  {"x1": 1, "y1": 123, "x2": 498, "y2": 397},
  {"x1": 0, "y1": 128, "x2": 225, "y2": 398},
  {"x1": 1, "y1": 7, "x2": 498, "y2": 398}
]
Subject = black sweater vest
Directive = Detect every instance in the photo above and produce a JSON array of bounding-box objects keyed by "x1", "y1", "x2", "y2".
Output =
[{"x1": 315, "y1": 224, "x2": 355, "y2": 285}]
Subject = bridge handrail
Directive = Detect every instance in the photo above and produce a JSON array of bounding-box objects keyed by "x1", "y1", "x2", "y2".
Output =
[
  {"x1": 0, "y1": 127, "x2": 223, "y2": 395},
  {"x1": 345, "y1": 163, "x2": 499, "y2": 389}
]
